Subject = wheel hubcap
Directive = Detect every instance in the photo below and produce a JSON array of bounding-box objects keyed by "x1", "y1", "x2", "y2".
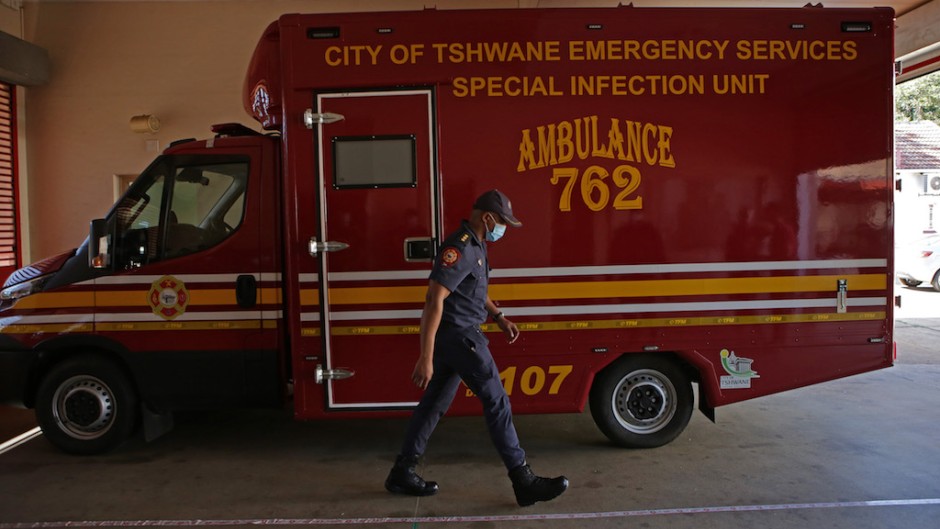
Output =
[
  {"x1": 626, "y1": 383, "x2": 666, "y2": 421},
  {"x1": 53, "y1": 376, "x2": 116, "y2": 440},
  {"x1": 612, "y1": 369, "x2": 677, "y2": 434}
]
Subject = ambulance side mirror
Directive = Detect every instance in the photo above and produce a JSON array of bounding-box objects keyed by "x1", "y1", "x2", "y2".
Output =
[{"x1": 89, "y1": 218, "x2": 112, "y2": 269}]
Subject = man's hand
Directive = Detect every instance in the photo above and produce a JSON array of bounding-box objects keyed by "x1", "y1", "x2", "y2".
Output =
[
  {"x1": 497, "y1": 316, "x2": 521, "y2": 344},
  {"x1": 414, "y1": 281, "x2": 449, "y2": 391},
  {"x1": 412, "y1": 357, "x2": 433, "y2": 390}
]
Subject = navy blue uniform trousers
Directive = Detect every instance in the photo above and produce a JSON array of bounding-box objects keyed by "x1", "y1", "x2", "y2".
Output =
[{"x1": 399, "y1": 325, "x2": 527, "y2": 471}]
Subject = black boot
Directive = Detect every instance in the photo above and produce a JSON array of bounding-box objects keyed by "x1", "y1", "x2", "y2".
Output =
[
  {"x1": 508, "y1": 463, "x2": 568, "y2": 507},
  {"x1": 385, "y1": 455, "x2": 439, "y2": 496}
]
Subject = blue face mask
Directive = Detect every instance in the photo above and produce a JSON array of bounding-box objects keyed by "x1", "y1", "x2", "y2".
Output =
[{"x1": 485, "y1": 216, "x2": 507, "y2": 242}]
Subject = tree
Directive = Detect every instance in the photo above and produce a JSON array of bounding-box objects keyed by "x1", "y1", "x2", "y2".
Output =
[{"x1": 896, "y1": 71, "x2": 940, "y2": 124}]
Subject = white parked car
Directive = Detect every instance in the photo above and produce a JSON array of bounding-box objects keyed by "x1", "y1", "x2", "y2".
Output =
[{"x1": 897, "y1": 235, "x2": 940, "y2": 290}]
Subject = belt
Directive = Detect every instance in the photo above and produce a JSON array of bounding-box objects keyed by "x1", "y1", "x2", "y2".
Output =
[{"x1": 438, "y1": 321, "x2": 481, "y2": 333}]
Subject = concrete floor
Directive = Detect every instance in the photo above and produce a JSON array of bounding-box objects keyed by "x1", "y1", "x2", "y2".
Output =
[{"x1": 1, "y1": 320, "x2": 939, "y2": 528}]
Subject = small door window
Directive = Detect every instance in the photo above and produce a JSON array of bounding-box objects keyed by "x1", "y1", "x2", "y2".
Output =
[{"x1": 332, "y1": 135, "x2": 416, "y2": 189}]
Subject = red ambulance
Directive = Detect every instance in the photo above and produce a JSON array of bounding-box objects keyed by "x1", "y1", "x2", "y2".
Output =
[{"x1": 0, "y1": 6, "x2": 895, "y2": 454}]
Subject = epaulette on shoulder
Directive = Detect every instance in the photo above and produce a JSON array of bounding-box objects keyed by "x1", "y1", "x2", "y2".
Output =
[{"x1": 446, "y1": 229, "x2": 473, "y2": 248}]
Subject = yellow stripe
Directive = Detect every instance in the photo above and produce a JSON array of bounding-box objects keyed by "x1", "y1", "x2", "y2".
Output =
[
  {"x1": 13, "y1": 292, "x2": 95, "y2": 309},
  {"x1": 328, "y1": 311, "x2": 886, "y2": 336},
  {"x1": 260, "y1": 288, "x2": 282, "y2": 305},
  {"x1": 300, "y1": 289, "x2": 319, "y2": 306},
  {"x1": 97, "y1": 320, "x2": 263, "y2": 331},
  {"x1": 494, "y1": 274, "x2": 886, "y2": 300},
  {"x1": 328, "y1": 274, "x2": 886, "y2": 305},
  {"x1": 97, "y1": 289, "x2": 237, "y2": 307},
  {"x1": 328, "y1": 286, "x2": 425, "y2": 305}
]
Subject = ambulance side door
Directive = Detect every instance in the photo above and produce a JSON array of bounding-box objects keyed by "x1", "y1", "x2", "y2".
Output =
[{"x1": 314, "y1": 89, "x2": 438, "y2": 410}]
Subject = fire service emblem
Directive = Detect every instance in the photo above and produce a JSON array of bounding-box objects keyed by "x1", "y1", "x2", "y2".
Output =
[{"x1": 149, "y1": 275, "x2": 190, "y2": 320}]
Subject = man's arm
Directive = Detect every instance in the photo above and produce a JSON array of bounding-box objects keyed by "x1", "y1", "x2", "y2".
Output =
[
  {"x1": 413, "y1": 280, "x2": 451, "y2": 389},
  {"x1": 486, "y1": 296, "x2": 520, "y2": 344}
]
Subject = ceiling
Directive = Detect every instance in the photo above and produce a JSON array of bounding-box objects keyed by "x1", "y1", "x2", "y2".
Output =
[
  {"x1": 521, "y1": 1, "x2": 928, "y2": 16},
  {"x1": 22, "y1": 0, "x2": 933, "y2": 16}
]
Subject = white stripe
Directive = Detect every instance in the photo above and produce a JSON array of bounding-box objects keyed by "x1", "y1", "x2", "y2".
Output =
[
  {"x1": 0, "y1": 314, "x2": 93, "y2": 325},
  {"x1": 5, "y1": 498, "x2": 935, "y2": 527},
  {"x1": 300, "y1": 312, "x2": 321, "y2": 322},
  {"x1": 90, "y1": 273, "x2": 275, "y2": 286},
  {"x1": 330, "y1": 270, "x2": 427, "y2": 281},
  {"x1": 325, "y1": 259, "x2": 888, "y2": 283},
  {"x1": 299, "y1": 273, "x2": 319, "y2": 282},
  {"x1": 329, "y1": 401, "x2": 418, "y2": 409},
  {"x1": 493, "y1": 259, "x2": 889, "y2": 278},
  {"x1": 330, "y1": 309, "x2": 421, "y2": 321},
  {"x1": 327, "y1": 297, "x2": 887, "y2": 322}
]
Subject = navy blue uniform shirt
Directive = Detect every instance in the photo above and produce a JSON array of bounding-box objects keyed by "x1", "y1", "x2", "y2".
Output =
[{"x1": 429, "y1": 221, "x2": 489, "y2": 328}]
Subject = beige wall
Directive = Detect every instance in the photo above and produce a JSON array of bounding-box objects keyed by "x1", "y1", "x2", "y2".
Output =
[
  {"x1": 20, "y1": 0, "x2": 526, "y2": 260},
  {"x1": 1, "y1": 4, "x2": 19, "y2": 35}
]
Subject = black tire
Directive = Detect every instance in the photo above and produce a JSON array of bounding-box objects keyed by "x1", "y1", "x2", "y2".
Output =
[
  {"x1": 931, "y1": 270, "x2": 940, "y2": 292},
  {"x1": 589, "y1": 355, "x2": 693, "y2": 448},
  {"x1": 35, "y1": 355, "x2": 138, "y2": 455}
]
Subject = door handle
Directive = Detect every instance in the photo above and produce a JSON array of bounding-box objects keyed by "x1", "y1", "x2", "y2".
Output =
[
  {"x1": 236, "y1": 274, "x2": 257, "y2": 308},
  {"x1": 309, "y1": 237, "x2": 349, "y2": 257},
  {"x1": 316, "y1": 364, "x2": 355, "y2": 384},
  {"x1": 404, "y1": 237, "x2": 434, "y2": 262}
]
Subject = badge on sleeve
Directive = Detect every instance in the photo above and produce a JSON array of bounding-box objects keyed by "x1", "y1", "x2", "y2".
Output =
[{"x1": 441, "y1": 247, "x2": 461, "y2": 267}]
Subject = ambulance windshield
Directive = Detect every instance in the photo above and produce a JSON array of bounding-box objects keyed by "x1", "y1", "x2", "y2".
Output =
[{"x1": 111, "y1": 154, "x2": 249, "y2": 268}]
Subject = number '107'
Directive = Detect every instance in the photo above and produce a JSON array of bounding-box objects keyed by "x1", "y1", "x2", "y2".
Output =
[{"x1": 551, "y1": 164, "x2": 643, "y2": 212}]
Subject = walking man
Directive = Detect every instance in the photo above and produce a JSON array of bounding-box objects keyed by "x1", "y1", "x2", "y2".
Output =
[{"x1": 385, "y1": 189, "x2": 568, "y2": 507}]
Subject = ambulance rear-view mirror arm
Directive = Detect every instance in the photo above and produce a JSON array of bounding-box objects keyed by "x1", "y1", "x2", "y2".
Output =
[{"x1": 89, "y1": 218, "x2": 112, "y2": 270}]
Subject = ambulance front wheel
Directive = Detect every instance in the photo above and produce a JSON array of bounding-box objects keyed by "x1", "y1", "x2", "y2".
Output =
[
  {"x1": 589, "y1": 355, "x2": 693, "y2": 448},
  {"x1": 35, "y1": 355, "x2": 139, "y2": 455}
]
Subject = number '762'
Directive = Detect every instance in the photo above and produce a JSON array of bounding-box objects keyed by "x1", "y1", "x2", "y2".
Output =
[{"x1": 551, "y1": 165, "x2": 643, "y2": 212}]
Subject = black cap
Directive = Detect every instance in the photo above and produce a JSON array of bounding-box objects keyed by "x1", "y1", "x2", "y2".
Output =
[{"x1": 473, "y1": 189, "x2": 521, "y2": 227}]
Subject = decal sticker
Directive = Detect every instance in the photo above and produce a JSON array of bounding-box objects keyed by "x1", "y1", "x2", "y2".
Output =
[
  {"x1": 719, "y1": 348, "x2": 760, "y2": 389},
  {"x1": 149, "y1": 275, "x2": 190, "y2": 321},
  {"x1": 441, "y1": 247, "x2": 461, "y2": 267},
  {"x1": 250, "y1": 82, "x2": 271, "y2": 124}
]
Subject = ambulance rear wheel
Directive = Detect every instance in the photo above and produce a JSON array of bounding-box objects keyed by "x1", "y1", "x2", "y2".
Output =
[
  {"x1": 35, "y1": 355, "x2": 138, "y2": 455},
  {"x1": 590, "y1": 355, "x2": 693, "y2": 448}
]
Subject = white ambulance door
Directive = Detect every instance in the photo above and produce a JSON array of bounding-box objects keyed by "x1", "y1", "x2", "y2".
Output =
[{"x1": 314, "y1": 89, "x2": 438, "y2": 409}]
